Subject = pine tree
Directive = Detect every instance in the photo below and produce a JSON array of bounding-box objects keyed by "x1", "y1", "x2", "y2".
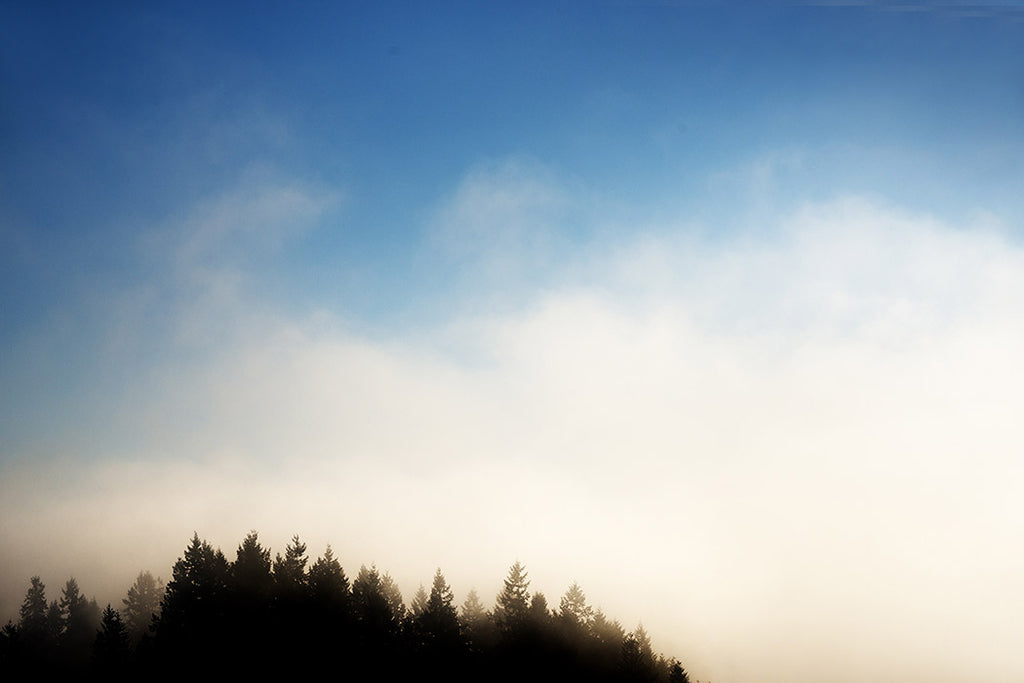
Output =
[
  {"x1": 352, "y1": 564, "x2": 401, "y2": 640},
  {"x1": 493, "y1": 561, "x2": 530, "y2": 633},
  {"x1": 272, "y1": 534, "x2": 308, "y2": 594},
  {"x1": 620, "y1": 623, "x2": 658, "y2": 682},
  {"x1": 59, "y1": 577, "x2": 86, "y2": 631},
  {"x1": 410, "y1": 584, "x2": 429, "y2": 619},
  {"x1": 232, "y1": 531, "x2": 273, "y2": 598},
  {"x1": 16, "y1": 576, "x2": 53, "y2": 662},
  {"x1": 18, "y1": 577, "x2": 48, "y2": 639},
  {"x1": 0, "y1": 620, "x2": 18, "y2": 665},
  {"x1": 460, "y1": 589, "x2": 486, "y2": 627},
  {"x1": 308, "y1": 544, "x2": 350, "y2": 609},
  {"x1": 459, "y1": 588, "x2": 494, "y2": 652},
  {"x1": 591, "y1": 608, "x2": 625, "y2": 646},
  {"x1": 121, "y1": 570, "x2": 163, "y2": 642},
  {"x1": 423, "y1": 568, "x2": 460, "y2": 642},
  {"x1": 157, "y1": 533, "x2": 230, "y2": 655},
  {"x1": 633, "y1": 623, "x2": 654, "y2": 663},
  {"x1": 306, "y1": 544, "x2": 354, "y2": 660},
  {"x1": 667, "y1": 657, "x2": 692, "y2": 683},
  {"x1": 557, "y1": 582, "x2": 593, "y2": 629},
  {"x1": 59, "y1": 578, "x2": 101, "y2": 668},
  {"x1": 225, "y1": 531, "x2": 275, "y2": 663},
  {"x1": 528, "y1": 591, "x2": 550, "y2": 622},
  {"x1": 45, "y1": 600, "x2": 63, "y2": 645},
  {"x1": 427, "y1": 570, "x2": 456, "y2": 617},
  {"x1": 93, "y1": 605, "x2": 131, "y2": 671},
  {"x1": 381, "y1": 571, "x2": 406, "y2": 622}
]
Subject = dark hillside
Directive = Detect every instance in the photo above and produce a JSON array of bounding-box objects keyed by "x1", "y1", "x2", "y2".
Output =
[{"x1": 1, "y1": 530, "x2": 695, "y2": 682}]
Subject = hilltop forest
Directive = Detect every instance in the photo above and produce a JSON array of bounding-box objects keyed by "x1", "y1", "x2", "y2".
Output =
[{"x1": 1, "y1": 531, "x2": 695, "y2": 682}]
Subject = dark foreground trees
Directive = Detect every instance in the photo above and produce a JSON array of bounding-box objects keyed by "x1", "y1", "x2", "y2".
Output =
[{"x1": 0, "y1": 531, "x2": 693, "y2": 683}]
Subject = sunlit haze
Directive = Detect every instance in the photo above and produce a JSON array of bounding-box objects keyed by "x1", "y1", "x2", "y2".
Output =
[{"x1": 2, "y1": 2, "x2": 1022, "y2": 682}]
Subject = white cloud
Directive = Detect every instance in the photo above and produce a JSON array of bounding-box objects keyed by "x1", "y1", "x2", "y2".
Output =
[
  {"x1": 427, "y1": 157, "x2": 585, "y2": 285},
  {"x1": 2, "y1": 184, "x2": 1023, "y2": 683}
]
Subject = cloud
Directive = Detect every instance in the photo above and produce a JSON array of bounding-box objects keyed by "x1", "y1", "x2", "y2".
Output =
[
  {"x1": 2, "y1": 170, "x2": 1023, "y2": 683},
  {"x1": 427, "y1": 157, "x2": 586, "y2": 284}
]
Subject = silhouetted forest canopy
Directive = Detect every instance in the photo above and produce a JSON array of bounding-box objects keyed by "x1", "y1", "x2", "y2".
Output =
[{"x1": 1, "y1": 530, "x2": 697, "y2": 682}]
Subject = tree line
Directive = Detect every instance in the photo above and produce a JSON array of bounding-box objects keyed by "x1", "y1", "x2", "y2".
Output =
[{"x1": 1, "y1": 530, "x2": 696, "y2": 682}]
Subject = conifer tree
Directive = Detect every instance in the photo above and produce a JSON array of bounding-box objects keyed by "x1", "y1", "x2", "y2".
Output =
[
  {"x1": 557, "y1": 581, "x2": 593, "y2": 629},
  {"x1": 493, "y1": 561, "x2": 530, "y2": 633},
  {"x1": 667, "y1": 657, "x2": 692, "y2": 683},
  {"x1": 273, "y1": 534, "x2": 308, "y2": 594},
  {"x1": 591, "y1": 608, "x2": 625, "y2": 647},
  {"x1": 0, "y1": 620, "x2": 17, "y2": 665},
  {"x1": 459, "y1": 588, "x2": 494, "y2": 652},
  {"x1": 308, "y1": 544, "x2": 350, "y2": 609},
  {"x1": 121, "y1": 571, "x2": 163, "y2": 642},
  {"x1": 157, "y1": 533, "x2": 230, "y2": 652},
  {"x1": 18, "y1": 577, "x2": 48, "y2": 640},
  {"x1": 353, "y1": 564, "x2": 400, "y2": 639},
  {"x1": 427, "y1": 570, "x2": 455, "y2": 613},
  {"x1": 410, "y1": 584, "x2": 428, "y2": 619},
  {"x1": 225, "y1": 531, "x2": 275, "y2": 661},
  {"x1": 620, "y1": 623, "x2": 658, "y2": 682},
  {"x1": 381, "y1": 571, "x2": 406, "y2": 622},
  {"x1": 423, "y1": 568, "x2": 460, "y2": 642},
  {"x1": 232, "y1": 531, "x2": 274, "y2": 597},
  {"x1": 1, "y1": 527, "x2": 696, "y2": 679},
  {"x1": 15, "y1": 576, "x2": 53, "y2": 662},
  {"x1": 58, "y1": 577, "x2": 86, "y2": 631},
  {"x1": 528, "y1": 591, "x2": 550, "y2": 622},
  {"x1": 45, "y1": 600, "x2": 63, "y2": 646},
  {"x1": 633, "y1": 623, "x2": 654, "y2": 663},
  {"x1": 460, "y1": 589, "x2": 486, "y2": 627},
  {"x1": 93, "y1": 605, "x2": 131, "y2": 670},
  {"x1": 59, "y1": 578, "x2": 101, "y2": 668},
  {"x1": 305, "y1": 544, "x2": 353, "y2": 658}
]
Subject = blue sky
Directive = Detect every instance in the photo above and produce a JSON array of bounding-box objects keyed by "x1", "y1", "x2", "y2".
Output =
[
  {"x1": 4, "y1": 1, "x2": 1021, "y2": 325},
  {"x1": 2, "y1": 3, "x2": 1024, "y2": 682}
]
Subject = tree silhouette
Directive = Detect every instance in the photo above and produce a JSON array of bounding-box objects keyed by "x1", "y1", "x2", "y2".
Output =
[
  {"x1": 12, "y1": 576, "x2": 51, "y2": 666},
  {"x1": 381, "y1": 571, "x2": 405, "y2": 623},
  {"x1": 667, "y1": 657, "x2": 692, "y2": 683},
  {"x1": 308, "y1": 544, "x2": 350, "y2": 611},
  {"x1": 93, "y1": 605, "x2": 130, "y2": 672},
  {"x1": 352, "y1": 564, "x2": 402, "y2": 643},
  {"x1": 459, "y1": 588, "x2": 487, "y2": 630},
  {"x1": 529, "y1": 591, "x2": 551, "y2": 623},
  {"x1": 620, "y1": 623, "x2": 659, "y2": 682},
  {"x1": 58, "y1": 578, "x2": 101, "y2": 668},
  {"x1": 44, "y1": 600, "x2": 63, "y2": 651},
  {"x1": 493, "y1": 561, "x2": 530, "y2": 634},
  {"x1": 1, "y1": 530, "x2": 697, "y2": 682},
  {"x1": 272, "y1": 534, "x2": 308, "y2": 595},
  {"x1": 591, "y1": 608, "x2": 625, "y2": 647},
  {"x1": 226, "y1": 531, "x2": 275, "y2": 666},
  {"x1": 410, "y1": 584, "x2": 428, "y2": 620},
  {"x1": 156, "y1": 532, "x2": 230, "y2": 670},
  {"x1": 18, "y1": 577, "x2": 48, "y2": 641},
  {"x1": 408, "y1": 568, "x2": 465, "y2": 678},
  {"x1": 422, "y1": 568, "x2": 461, "y2": 645},
  {"x1": 232, "y1": 531, "x2": 274, "y2": 597},
  {"x1": 557, "y1": 581, "x2": 593, "y2": 630},
  {"x1": 121, "y1": 571, "x2": 163, "y2": 643},
  {"x1": 306, "y1": 544, "x2": 353, "y2": 660}
]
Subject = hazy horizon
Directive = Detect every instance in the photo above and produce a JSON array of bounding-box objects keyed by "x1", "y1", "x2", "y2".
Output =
[{"x1": 2, "y1": 2, "x2": 1023, "y2": 681}]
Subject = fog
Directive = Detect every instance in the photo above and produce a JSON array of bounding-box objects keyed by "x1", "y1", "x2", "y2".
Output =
[{"x1": 2, "y1": 193, "x2": 1022, "y2": 682}]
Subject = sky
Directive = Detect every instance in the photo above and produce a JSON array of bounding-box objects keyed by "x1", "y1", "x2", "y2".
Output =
[{"x1": 2, "y1": 1, "x2": 1023, "y2": 680}]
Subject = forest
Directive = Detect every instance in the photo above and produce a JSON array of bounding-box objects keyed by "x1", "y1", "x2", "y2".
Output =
[{"x1": 1, "y1": 531, "x2": 696, "y2": 681}]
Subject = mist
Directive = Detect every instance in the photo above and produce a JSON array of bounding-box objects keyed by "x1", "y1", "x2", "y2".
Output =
[{"x1": 3, "y1": 186, "x2": 1022, "y2": 682}]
